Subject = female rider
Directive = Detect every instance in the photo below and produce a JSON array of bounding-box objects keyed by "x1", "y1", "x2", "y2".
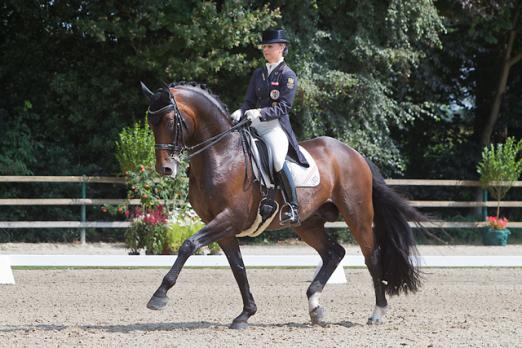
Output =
[{"x1": 230, "y1": 28, "x2": 308, "y2": 225}]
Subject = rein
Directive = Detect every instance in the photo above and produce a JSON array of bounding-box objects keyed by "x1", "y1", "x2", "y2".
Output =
[
  {"x1": 148, "y1": 91, "x2": 250, "y2": 161},
  {"x1": 184, "y1": 118, "x2": 250, "y2": 159}
]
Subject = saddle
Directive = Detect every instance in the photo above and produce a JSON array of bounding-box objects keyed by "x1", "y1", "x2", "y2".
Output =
[
  {"x1": 245, "y1": 129, "x2": 320, "y2": 190},
  {"x1": 236, "y1": 129, "x2": 320, "y2": 238}
]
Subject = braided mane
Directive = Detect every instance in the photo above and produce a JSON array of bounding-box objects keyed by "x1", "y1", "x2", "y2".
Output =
[{"x1": 169, "y1": 81, "x2": 229, "y2": 116}]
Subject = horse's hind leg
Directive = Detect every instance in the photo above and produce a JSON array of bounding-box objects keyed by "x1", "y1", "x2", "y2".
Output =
[
  {"x1": 335, "y1": 192, "x2": 388, "y2": 324},
  {"x1": 294, "y1": 213, "x2": 346, "y2": 325},
  {"x1": 218, "y1": 236, "x2": 257, "y2": 330}
]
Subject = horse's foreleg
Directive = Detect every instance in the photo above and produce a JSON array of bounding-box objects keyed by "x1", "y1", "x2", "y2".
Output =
[
  {"x1": 147, "y1": 211, "x2": 234, "y2": 311},
  {"x1": 218, "y1": 236, "x2": 257, "y2": 330},
  {"x1": 295, "y1": 217, "x2": 346, "y2": 326}
]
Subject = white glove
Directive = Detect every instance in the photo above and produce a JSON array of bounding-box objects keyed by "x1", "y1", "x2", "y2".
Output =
[
  {"x1": 245, "y1": 109, "x2": 261, "y2": 122},
  {"x1": 230, "y1": 109, "x2": 242, "y2": 123}
]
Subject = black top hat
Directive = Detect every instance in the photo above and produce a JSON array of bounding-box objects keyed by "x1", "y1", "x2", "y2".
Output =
[{"x1": 261, "y1": 28, "x2": 289, "y2": 44}]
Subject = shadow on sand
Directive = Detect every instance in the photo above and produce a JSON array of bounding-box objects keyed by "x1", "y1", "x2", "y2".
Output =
[{"x1": 0, "y1": 320, "x2": 361, "y2": 333}]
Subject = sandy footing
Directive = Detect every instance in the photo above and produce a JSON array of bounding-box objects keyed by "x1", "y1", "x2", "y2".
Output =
[{"x1": 0, "y1": 268, "x2": 520, "y2": 347}]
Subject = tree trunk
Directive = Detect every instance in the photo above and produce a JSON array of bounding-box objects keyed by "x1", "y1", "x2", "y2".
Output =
[
  {"x1": 479, "y1": 5, "x2": 521, "y2": 147},
  {"x1": 473, "y1": 5, "x2": 521, "y2": 216}
]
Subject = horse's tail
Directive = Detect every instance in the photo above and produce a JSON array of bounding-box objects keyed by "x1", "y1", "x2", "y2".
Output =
[{"x1": 365, "y1": 158, "x2": 424, "y2": 296}]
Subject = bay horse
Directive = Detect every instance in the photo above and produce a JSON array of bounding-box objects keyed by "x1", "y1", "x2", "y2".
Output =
[{"x1": 140, "y1": 81, "x2": 425, "y2": 329}]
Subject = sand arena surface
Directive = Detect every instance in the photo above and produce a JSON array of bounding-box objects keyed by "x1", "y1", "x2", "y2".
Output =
[{"x1": 0, "y1": 268, "x2": 520, "y2": 347}]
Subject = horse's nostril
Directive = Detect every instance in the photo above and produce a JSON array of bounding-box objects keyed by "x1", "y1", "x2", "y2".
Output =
[{"x1": 162, "y1": 167, "x2": 172, "y2": 176}]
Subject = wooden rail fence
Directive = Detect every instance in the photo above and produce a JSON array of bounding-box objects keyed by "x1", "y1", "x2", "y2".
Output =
[{"x1": 1, "y1": 176, "x2": 521, "y2": 243}]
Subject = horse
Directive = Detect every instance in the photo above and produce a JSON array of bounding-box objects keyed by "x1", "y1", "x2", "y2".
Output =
[{"x1": 139, "y1": 81, "x2": 426, "y2": 329}]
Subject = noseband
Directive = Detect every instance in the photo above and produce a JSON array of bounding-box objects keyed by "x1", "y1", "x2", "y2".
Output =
[{"x1": 148, "y1": 89, "x2": 249, "y2": 161}]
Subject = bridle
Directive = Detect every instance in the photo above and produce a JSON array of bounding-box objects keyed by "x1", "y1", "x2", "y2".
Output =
[{"x1": 147, "y1": 88, "x2": 249, "y2": 161}]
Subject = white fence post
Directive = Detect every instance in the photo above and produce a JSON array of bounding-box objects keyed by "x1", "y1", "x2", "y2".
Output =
[
  {"x1": 0, "y1": 256, "x2": 15, "y2": 284},
  {"x1": 313, "y1": 259, "x2": 347, "y2": 284}
]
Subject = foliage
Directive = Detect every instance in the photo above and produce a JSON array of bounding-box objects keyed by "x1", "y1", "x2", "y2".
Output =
[
  {"x1": 396, "y1": 0, "x2": 522, "y2": 179},
  {"x1": 2, "y1": 0, "x2": 522, "y2": 243},
  {"x1": 170, "y1": 207, "x2": 220, "y2": 254},
  {"x1": 125, "y1": 165, "x2": 187, "y2": 210},
  {"x1": 275, "y1": 0, "x2": 445, "y2": 173},
  {"x1": 109, "y1": 118, "x2": 215, "y2": 254},
  {"x1": 0, "y1": 1, "x2": 279, "y2": 177},
  {"x1": 115, "y1": 119, "x2": 155, "y2": 174},
  {"x1": 477, "y1": 137, "x2": 522, "y2": 218},
  {"x1": 165, "y1": 209, "x2": 208, "y2": 255},
  {"x1": 124, "y1": 206, "x2": 220, "y2": 255}
]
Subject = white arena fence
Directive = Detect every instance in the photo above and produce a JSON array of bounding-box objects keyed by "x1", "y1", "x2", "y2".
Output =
[
  {"x1": 1, "y1": 176, "x2": 521, "y2": 268},
  {"x1": 3, "y1": 254, "x2": 522, "y2": 268}
]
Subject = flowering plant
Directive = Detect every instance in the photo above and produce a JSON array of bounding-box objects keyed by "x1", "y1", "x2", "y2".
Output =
[
  {"x1": 477, "y1": 137, "x2": 522, "y2": 231},
  {"x1": 486, "y1": 216, "x2": 508, "y2": 230},
  {"x1": 124, "y1": 204, "x2": 169, "y2": 255},
  {"x1": 109, "y1": 118, "x2": 200, "y2": 254}
]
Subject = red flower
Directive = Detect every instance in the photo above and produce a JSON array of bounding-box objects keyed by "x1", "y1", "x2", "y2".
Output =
[
  {"x1": 142, "y1": 205, "x2": 168, "y2": 225},
  {"x1": 140, "y1": 165, "x2": 145, "y2": 173},
  {"x1": 487, "y1": 216, "x2": 508, "y2": 229}
]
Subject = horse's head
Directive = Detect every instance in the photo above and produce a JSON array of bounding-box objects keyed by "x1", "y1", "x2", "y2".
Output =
[{"x1": 140, "y1": 82, "x2": 187, "y2": 178}]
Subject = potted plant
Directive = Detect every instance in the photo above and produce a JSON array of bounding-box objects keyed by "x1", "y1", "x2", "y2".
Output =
[
  {"x1": 476, "y1": 137, "x2": 522, "y2": 246},
  {"x1": 111, "y1": 118, "x2": 191, "y2": 255}
]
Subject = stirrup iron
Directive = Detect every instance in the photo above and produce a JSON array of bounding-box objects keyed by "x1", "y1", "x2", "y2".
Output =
[{"x1": 279, "y1": 202, "x2": 299, "y2": 225}]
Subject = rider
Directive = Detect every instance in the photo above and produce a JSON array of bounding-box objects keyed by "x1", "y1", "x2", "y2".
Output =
[{"x1": 230, "y1": 28, "x2": 309, "y2": 225}]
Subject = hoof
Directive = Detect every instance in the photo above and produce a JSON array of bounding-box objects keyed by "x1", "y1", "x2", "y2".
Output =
[
  {"x1": 367, "y1": 305, "x2": 387, "y2": 325},
  {"x1": 309, "y1": 306, "x2": 325, "y2": 325},
  {"x1": 147, "y1": 295, "x2": 169, "y2": 310},
  {"x1": 367, "y1": 317, "x2": 384, "y2": 325},
  {"x1": 229, "y1": 321, "x2": 249, "y2": 330}
]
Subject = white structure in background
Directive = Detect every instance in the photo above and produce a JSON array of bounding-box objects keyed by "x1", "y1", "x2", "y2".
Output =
[
  {"x1": 313, "y1": 259, "x2": 347, "y2": 284},
  {"x1": 0, "y1": 255, "x2": 15, "y2": 284}
]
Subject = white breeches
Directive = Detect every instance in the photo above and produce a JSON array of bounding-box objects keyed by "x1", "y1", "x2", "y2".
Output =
[{"x1": 251, "y1": 119, "x2": 288, "y2": 172}]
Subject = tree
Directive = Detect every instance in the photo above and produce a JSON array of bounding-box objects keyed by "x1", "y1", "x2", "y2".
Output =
[
  {"x1": 0, "y1": 1, "x2": 279, "y2": 176},
  {"x1": 274, "y1": 0, "x2": 445, "y2": 174},
  {"x1": 395, "y1": 0, "x2": 522, "y2": 181},
  {"x1": 461, "y1": 1, "x2": 522, "y2": 147},
  {"x1": 0, "y1": 1, "x2": 280, "y2": 239}
]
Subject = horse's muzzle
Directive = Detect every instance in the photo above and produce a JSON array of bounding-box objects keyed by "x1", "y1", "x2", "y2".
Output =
[{"x1": 156, "y1": 162, "x2": 178, "y2": 178}]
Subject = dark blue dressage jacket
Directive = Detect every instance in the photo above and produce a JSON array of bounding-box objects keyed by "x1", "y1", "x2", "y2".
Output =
[{"x1": 240, "y1": 62, "x2": 309, "y2": 167}]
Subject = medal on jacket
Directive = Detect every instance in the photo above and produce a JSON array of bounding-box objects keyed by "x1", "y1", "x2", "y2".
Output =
[{"x1": 270, "y1": 89, "x2": 280, "y2": 100}]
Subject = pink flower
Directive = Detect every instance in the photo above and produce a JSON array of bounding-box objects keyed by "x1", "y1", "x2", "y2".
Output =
[
  {"x1": 487, "y1": 216, "x2": 508, "y2": 229},
  {"x1": 142, "y1": 205, "x2": 168, "y2": 225}
]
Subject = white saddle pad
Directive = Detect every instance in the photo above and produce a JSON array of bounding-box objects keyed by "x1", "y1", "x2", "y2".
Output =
[{"x1": 249, "y1": 135, "x2": 320, "y2": 188}]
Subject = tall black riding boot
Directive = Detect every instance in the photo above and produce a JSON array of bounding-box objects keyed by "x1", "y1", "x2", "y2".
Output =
[{"x1": 278, "y1": 162, "x2": 300, "y2": 225}]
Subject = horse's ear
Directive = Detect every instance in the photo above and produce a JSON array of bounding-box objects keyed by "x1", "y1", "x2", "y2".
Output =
[
  {"x1": 140, "y1": 81, "x2": 154, "y2": 101},
  {"x1": 160, "y1": 80, "x2": 174, "y2": 98}
]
